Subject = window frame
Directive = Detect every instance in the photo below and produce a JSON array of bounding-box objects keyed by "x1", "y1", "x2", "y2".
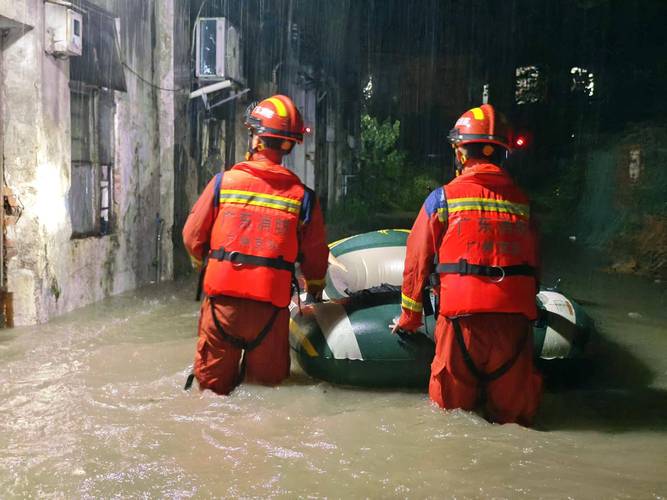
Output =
[{"x1": 69, "y1": 82, "x2": 116, "y2": 239}]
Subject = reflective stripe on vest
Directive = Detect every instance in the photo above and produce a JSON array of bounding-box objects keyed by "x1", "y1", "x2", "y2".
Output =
[
  {"x1": 219, "y1": 189, "x2": 302, "y2": 214},
  {"x1": 446, "y1": 197, "x2": 530, "y2": 219}
]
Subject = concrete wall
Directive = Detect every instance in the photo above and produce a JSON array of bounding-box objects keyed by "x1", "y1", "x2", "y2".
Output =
[{"x1": 0, "y1": 0, "x2": 186, "y2": 325}]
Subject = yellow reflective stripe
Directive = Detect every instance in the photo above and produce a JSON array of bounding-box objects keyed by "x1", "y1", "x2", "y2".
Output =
[
  {"x1": 401, "y1": 293, "x2": 423, "y2": 313},
  {"x1": 436, "y1": 207, "x2": 447, "y2": 222},
  {"x1": 220, "y1": 189, "x2": 302, "y2": 214},
  {"x1": 290, "y1": 319, "x2": 318, "y2": 357},
  {"x1": 471, "y1": 107, "x2": 485, "y2": 120},
  {"x1": 306, "y1": 278, "x2": 326, "y2": 286},
  {"x1": 267, "y1": 97, "x2": 288, "y2": 117},
  {"x1": 189, "y1": 254, "x2": 202, "y2": 268},
  {"x1": 220, "y1": 197, "x2": 301, "y2": 214},
  {"x1": 220, "y1": 189, "x2": 301, "y2": 208},
  {"x1": 447, "y1": 197, "x2": 530, "y2": 217},
  {"x1": 448, "y1": 204, "x2": 528, "y2": 217}
]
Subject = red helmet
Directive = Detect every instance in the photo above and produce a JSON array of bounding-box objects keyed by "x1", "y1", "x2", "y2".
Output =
[
  {"x1": 244, "y1": 94, "x2": 305, "y2": 143},
  {"x1": 447, "y1": 104, "x2": 511, "y2": 150}
]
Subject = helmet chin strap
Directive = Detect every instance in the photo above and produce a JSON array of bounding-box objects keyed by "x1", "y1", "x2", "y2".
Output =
[
  {"x1": 453, "y1": 147, "x2": 467, "y2": 176},
  {"x1": 245, "y1": 131, "x2": 254, "y2": 160},
  {"x1": 245, "y1": 131, "x2": 265, "y2": 160}
]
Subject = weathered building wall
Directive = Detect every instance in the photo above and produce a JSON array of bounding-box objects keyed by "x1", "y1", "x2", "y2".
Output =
[
  {"x1": 0, "y1": 0, "x2": 187, "y2": 325},
  {"x1": 1, "y1": 0, "x2": 46, "y2": 324},
  {"x1": 171, "y1": 0, "x2": 196, "y2": 277}
]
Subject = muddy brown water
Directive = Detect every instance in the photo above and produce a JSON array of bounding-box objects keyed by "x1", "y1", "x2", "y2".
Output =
[{"x1": 1, "y1": 247, "x2": 666, "y2": 498}]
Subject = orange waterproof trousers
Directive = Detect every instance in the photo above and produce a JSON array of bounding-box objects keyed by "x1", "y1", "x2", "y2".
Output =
[
  {"x1": 194, "y1": 296, "x2": 290, "y2": 395},
  {"x1": 429, "y1": 313, "x2": 543, "y2": 426}
]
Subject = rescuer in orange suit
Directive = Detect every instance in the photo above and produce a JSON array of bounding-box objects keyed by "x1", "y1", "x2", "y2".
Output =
[
  {"x1": 393, "y1": 104, "x2": 542, "y2": 426},
  {"x1": 183, "y1": 95, "x2": 329, "y2": 395}
]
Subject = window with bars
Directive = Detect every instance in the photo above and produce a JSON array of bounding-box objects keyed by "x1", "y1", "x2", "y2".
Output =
[{"x1": 69, "y1": 84, "x2": 115, "y2": 238}]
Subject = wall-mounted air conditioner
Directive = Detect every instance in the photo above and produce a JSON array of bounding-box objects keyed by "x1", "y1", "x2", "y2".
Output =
[
  {"x1": 45, "y1": 2, "x2": 83, "y2": 57},
  {"x1": 195, "y1": 17, "x2": 243, "y2": 83}
]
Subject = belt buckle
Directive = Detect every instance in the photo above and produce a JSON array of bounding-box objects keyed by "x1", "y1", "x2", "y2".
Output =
[
  {"x1": 488, "y1": 265, "x2": 505, "y2": 283},
  {"x1": 228, "y1": 251, "x2": 244, "y2": 268}
]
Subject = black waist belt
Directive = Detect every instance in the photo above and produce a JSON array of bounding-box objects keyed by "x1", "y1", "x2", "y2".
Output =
[
  {"x1": 209, "y1": 248, "x2": 295, "y2": 272},
  {"x1": 436, "y1": 259, "x2": 535, "y2": 278}
]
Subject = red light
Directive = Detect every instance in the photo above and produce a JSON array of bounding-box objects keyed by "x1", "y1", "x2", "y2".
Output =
[
  {"x1": 515, "y1": 136, "x2": 526, "y2": 148},
  {"x1": 304, "y1": 127, "x2": 312, "y2": 134}
]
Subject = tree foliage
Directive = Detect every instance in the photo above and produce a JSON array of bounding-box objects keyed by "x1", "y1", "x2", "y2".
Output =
[
  {"x1": 327, "y1": 114, "x2": 441, "y2": 238},
  {"x1": 358, "y1": 114, "x2": 407, "y2": 212}
]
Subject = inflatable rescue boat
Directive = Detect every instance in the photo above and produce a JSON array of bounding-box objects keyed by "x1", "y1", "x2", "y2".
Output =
[{"x1": 289, "y1": 229, "x2": 592, "y2": 388}]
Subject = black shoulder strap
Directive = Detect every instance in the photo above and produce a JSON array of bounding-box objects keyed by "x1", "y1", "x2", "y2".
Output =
[
  {"x1": 299, "y1": 185, "x2": 316, "y2": 225},
  {"x1": 294, "y1": 185, "x2": 316, "y2": 271},
  {"x1": 213, "y1": 171, "x2": 224, "y2": 208}
]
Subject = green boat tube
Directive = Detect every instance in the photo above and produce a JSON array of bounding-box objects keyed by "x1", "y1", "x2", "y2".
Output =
[{"x1": 289, "y1": 229, "x2": 593, "y2": 388}]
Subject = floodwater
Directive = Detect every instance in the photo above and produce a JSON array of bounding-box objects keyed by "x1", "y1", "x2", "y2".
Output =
[{"x1": 1, "y1": 245, "x2": 666, "y2": 498}]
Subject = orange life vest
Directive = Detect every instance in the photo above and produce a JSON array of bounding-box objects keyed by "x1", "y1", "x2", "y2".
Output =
[
  {"x1": 203, "y1": 161, "x2": 313, "y2": 308},
  {"x1": 436, "y1": 165, "x2": 538, "y2": 319}
]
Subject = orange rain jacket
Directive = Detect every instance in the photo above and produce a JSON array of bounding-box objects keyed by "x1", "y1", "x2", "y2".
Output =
[
  {"x1": 397, "y1": 162, "x2": 542, "y2": 425},
  {"x1": 183, "y1": 151, "x2": 329, "y2": 394}
]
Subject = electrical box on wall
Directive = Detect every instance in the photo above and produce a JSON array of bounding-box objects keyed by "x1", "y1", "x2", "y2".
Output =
[
  {"x1": 45, "y1": 2, "x2": 83, "y2": 57},
  {"x1": 195, "y1": 17, "x2": 243, "y2": 83}
]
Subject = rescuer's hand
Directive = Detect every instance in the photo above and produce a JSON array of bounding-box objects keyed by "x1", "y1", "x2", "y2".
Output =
[
  {"x1": 189, "y1": 254, "x2": 203, "y2": 271},
  {"x1": 389, "y1": 316, "x2": 413, "y2": 335}
]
